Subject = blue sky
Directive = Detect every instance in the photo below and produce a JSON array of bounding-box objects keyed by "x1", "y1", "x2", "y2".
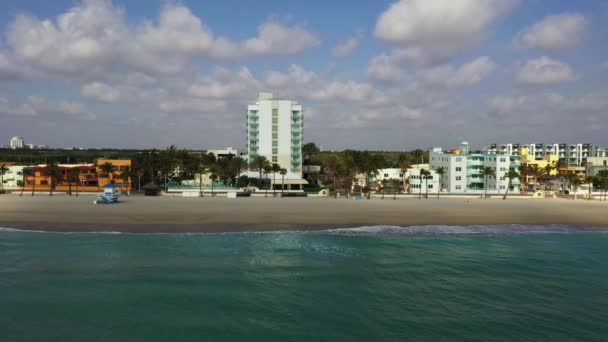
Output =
[{"x1": 0, "y1": 0, "x2": 607, "y2": 150}]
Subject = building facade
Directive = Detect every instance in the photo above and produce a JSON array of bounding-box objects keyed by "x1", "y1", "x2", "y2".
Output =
[
  {"x1": 519, "y1": 146, "x2": 559, "y2": 186},
  {"x1": 10, "y1": 136, "x2": 25, "y2": 149},
  {"x1": 1, "y1": 165, "x2": 24, "y2": 189},
  {"x1": 586, "y1": 157, "x2": 608, "y2": 176},
  {"x1": 20, "y1": 159, "x2": 132, "y2": 193},
  {"x1": 429, "y1": 146, "x2": 520, "y2": 194},
  {"x1": 247, "y1": 92, "x2": 303, "y2": 176},
  {"x1": 485, "y1": 143, "x2": 606, "y2": 166},
  {"x1": 407, "y1": 168, "x2": 439, "y2": 195}
]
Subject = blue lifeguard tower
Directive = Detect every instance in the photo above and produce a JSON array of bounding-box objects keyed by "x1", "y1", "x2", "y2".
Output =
[{"x1": 95, "y1": 183, "x2": 121, "y2": 204}]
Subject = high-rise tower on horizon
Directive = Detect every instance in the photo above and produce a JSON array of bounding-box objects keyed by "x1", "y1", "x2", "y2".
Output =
[{"x1": 246, "y1": 93, "x2": 303, "y2": 176}]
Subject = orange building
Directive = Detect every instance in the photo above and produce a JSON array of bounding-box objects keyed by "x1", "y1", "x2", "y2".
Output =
[{"x1": 23, "y1": 159, "x2": 132, "y2": 193}]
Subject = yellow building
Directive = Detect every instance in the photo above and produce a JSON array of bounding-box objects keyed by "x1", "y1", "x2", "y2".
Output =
[
  {"x1": 520, "y1": 146, "x2": 558, "y2": 185},
  {"x1": 95, "y1": 159, "x2": 132, "y2": 189},
  {"x1": 558, "y1": 166, "x2": 586, "y2": 179}
]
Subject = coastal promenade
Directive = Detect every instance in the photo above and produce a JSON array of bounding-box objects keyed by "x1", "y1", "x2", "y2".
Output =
[{"x1": 1, "y1": 195, "x2": 608, "y2": 233}]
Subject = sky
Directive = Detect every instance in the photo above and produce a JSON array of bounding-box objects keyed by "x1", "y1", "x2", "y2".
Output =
[{"x1": 0, "y1": 0, "x2": 607, "y2": 150}]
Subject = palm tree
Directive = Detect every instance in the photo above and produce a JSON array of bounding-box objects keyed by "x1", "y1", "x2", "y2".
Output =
[
  {"x1": 502, "y1": 169, "x2": 520, "y2": 200},
  {"x1": 567, "y1": 173, "x2": 582, "y2": 200},
  {"x1": 381, "y1": 179, "x2": 388, "y2": 199},
  {"x1": 120, "y1": 166, "x2": 136, "y2": 196},
  {"x1": 480, "y1": 167, "x2": 495, "y2": 199},
  {"x1": 435, "y1": 167, "x2": 446, "y2": 199},
  {"x1": 420, "y1": 169, "x2": 431, "y2": 199},
  {"x1": 66, "y1": 167, "x2": 81, "y2": 196},
  {"x1": 544, "y1": 163, "x2": 555, "y2": 184},
  {"x1": 302, "y1": 142, "x2": 320, "y2": 165},
  {"x1": 0, "y1": 165, "x2": 8, "y2": 193},
  {"x1": 30, "y1": 167, "x2": 36, "y2": 196},
  {"x1": 391, "y1": 178, "x2": 400, "y2": 200},
  {"x1": 250, "y1": 156, "x2": 270, "y2": 191},
  {"x1": 20, "y1": 167, "x2": 33, "y2": 197},
  {"x1": 44, "y1": 163, "x2": 63, "y2": 196},
  {"x1": 210, "y1": 173, "x2": 218, "y2": 197},
  {"x1": 195, "y1": 161, "x2": 209, "y2": 198},
  {"x1": 399, "y1": 161, "x2": 410, "y2": 194},
  {"x1": 279, "y1": 168, "x2": 287, "y2": 195},
  {"x1": 271, "y1": 163, "x2": 281, "y2": 196},
  {"x1": 263, "y1": 164, "x2": 272, "y2": 198},
  {"x1": 324, "y1": 155, "x2": 342, "y2": 199},
  {"x1": 363, "y1": 154, "x2": 384, "y2": 199},
  {"x1": 568, "y1": 173, "x2": 583, "y2": 199},
  {"x1": 585, "y1": 175, "x2": 595, "y2": 200},
  {"x1": 98, "y1": 162, "x2": 117, "y2": 185}
]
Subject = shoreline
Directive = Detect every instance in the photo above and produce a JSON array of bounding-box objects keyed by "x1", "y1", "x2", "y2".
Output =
[{"x1": 1, "y1": 196, "x2": 608, "y2": 233}]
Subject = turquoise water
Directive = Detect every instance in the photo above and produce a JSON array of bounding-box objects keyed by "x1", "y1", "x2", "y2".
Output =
[{"x1": 1, "y1": 225, "x2": 608, "y2": 341}]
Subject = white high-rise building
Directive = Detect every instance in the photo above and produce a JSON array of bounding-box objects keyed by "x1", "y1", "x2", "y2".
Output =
[
  {"x1": 247, "y1": 93, "x2": 303, "y2": 175},
  {"x1": 10, "y1": 136, "x2": 25, "y2": 149}
]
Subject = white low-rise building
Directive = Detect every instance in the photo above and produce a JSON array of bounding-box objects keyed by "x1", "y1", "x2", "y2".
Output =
[
  {"x1": 429, "y1": 144, "x2": 521, "y2": 195},
  {"x1": 407, "y1": 168, "x2": 439, "y2": 195},
  {"x1": 2, "y1": 165, "x2": 25, "y2": 189}
]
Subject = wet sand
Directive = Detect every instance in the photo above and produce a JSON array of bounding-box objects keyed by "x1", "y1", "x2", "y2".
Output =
[{"x1": 1, "y1": 195, "x2": 608, "y2": 233}]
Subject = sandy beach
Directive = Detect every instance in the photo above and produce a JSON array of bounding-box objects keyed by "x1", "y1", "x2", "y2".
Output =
[{"x1": 1, "y1": 194, "x2": 608, "y2": 233}]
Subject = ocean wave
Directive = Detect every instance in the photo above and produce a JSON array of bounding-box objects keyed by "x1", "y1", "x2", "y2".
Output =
[
  {"x1": 1, "y1": 224, "x2": 606, "y2": 236},
  {"x1": 0, "y1": 227, "x2": 125, "y2": 235},
  {"x1": 327, "y1": 224, "x2": 607, "y2": 236}
]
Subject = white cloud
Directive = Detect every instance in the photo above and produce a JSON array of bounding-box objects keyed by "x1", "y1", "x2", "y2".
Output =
[
  {"x1": 307, "y1": 81, "x2": 385, "y2": 104},
  {"x1": 265, "y1": 64, "x2": 318, "y2": 87},
  {"x1": 187, "y1": 67, "x2": 259, "y2": 99},
  {"x1": 513, "y1": 13, "x2": 588, "y2": 50},
  {"x1": 4, "y1": 1, "x2": 320, "y2": 77},
  {"x1": 81, "y1": 82, "x2": 121, "y2": 103},
  {"x1": 421, "y1": 56, "x2": 496, "y2": 87},
  {"x1": 375, "y1": 0, "x2": 517, "y2": 63},
  {"x1": 333, "y1": 33, "x2": 363, "y2": 58},
  {"x1": 516, "y1": 56, "x2": 578, "y2": 85},
  {"x1": 0, "y1": 52, "x2": 25, "y2": 79},
  {"x1": 365, "y1": 50, "x2": 410, "y2": 83},
  {"x1": 0, "y1": 96, "x2": 95, "y2": 119},
  {"x1": 243, "y1": 21, "x2": 320, "y2": 56},
  {"x1": 7, "y1": 0, "x2": 128, "y2": 75},
  {"x1": 159, "y1": 98, "x2": 227, "y2": 114}
]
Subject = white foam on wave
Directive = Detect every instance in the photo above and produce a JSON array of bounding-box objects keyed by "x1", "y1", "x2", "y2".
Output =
[
  {"x1": 0, "y1": 227, "x2": 125, "y2": 235},
  {"x1": 327, "y1": 224, "x2": 604, "y2": 236},
  {"x1": 1, "y1": 224, "x2": 606, "y2": 236}
]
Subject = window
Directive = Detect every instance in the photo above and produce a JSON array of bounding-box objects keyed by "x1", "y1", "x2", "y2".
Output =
[
  {"x1": 500, "y1": 158, "x2": 506, "y2": 162},
  {"x1": 272, "y1": 109, "x2": 278, "y2": 116},
  {"x1": 500, "y1": 167, "x2": 506, "y2": 172},
  {"x1": 500, "y1": 177, "x2": 506, "y2": 181},
  {"x1": 500, "y1": 186, "x2": 506, "y2": 190},
  {"x1": 272, "y1": 125, "x2": 278, "y2": 132},
  {"x1": 456, "y1": 176, "x2": 462, "y2": 181},
  {"x1": 456, "y1": 185, "x2": 462, "y2": 190},
  {"x1": 272, "y1": 133, "x2": 278, "y2": 139},
  {"x1": 456, "y1": 158, "x2": 462, "y2": 162},
  {"x1": 399, "y1": 173, "x2": 404, "y2": 178},
  {"x1": 272, "y1": 156, "x2": 278, "y2": 162},
  {"x1": 272, "y1": 148, "x2": 278, "y2": 154},
  {"x1": 456, "y1": 167, "x2": 462, "y2": 172},
  {"x1": 272, "y1": 117, "x2": 278, "y2": 124},
  {"x1": 384, "y1": 173, "x2": 389, "y2": 178},
  {"x1": 272, "y1": 141, "x2": 278, "y2": 147},
  {"x1": 428, "y1": 185, "x2": 433, "y2": 189}
]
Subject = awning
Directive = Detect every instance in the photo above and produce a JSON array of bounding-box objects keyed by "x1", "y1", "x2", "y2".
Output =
[{"x1": 272, "y1": 179, "x2": 309, "y2": 185}]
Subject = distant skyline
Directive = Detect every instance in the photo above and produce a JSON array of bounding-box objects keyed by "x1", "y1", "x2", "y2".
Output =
[{"x1": 1, "y1": 0, "x2": 607, "y2": 150}]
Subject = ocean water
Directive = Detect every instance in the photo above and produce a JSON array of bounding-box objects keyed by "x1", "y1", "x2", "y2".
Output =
[{"x1": 1, "y1": 225, "x2": 608, "y2": 342}]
